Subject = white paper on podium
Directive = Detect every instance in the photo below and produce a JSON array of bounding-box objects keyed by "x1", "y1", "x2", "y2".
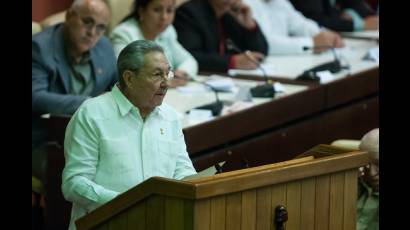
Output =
[
  {"x1": 184, "y1": 162, "x2": 226, "y2": 180},
  {"x1": 227, "y1": 63, "x2": 276, "y2": 77}
]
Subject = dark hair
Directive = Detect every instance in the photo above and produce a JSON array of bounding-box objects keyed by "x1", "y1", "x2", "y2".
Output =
[
  {"x1": 122, "y1": 0, "x2": 152, "y2": 22},
  {"x1": 117, "y1": 40, "x2": 164, "y2": 87}
]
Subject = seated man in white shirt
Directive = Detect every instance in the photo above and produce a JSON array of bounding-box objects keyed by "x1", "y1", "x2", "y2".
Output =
[
  {"x1": 244, "y1": 0, "x2": 345, "y2": 54},
  {"x1": 62, "y1": 40, "x2": 197, "y2": 230}
]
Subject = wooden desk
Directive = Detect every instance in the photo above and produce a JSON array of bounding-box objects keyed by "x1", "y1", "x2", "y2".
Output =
[{"x1": 190, "y1": 67, "x2": 378, "y2": 171}]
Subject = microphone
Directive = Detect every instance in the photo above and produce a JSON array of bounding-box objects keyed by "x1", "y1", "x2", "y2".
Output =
[
  {"x1": 190, "y1": 80, "x2": 223, "y2": 116},
  {"x1": 226, "y1": 39, "x2": 275, "y2": 98},
  {"x1": 297, "y1": 46, "x2": 343, "y2": 81}
]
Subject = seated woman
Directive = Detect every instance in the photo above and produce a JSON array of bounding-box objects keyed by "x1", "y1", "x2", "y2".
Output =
[{"x1": 110, "y1": 0, "x2": 198, "y2": 87}]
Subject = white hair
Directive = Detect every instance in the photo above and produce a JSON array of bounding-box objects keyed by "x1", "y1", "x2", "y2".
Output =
[
  {"x1": 359, "y1": 128, "x2": 379, "y2": 161},
  {"x1": 70, "y1": 0, "x2": 108, "y2": 12}
]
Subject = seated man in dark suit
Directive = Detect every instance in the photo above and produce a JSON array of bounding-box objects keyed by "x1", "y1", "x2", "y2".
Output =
[
  {"x1": 32, "y1": 0, "x2": 118, "y2": 181},
  {"x1": 173, "y1": 0, "x2": 268, "y2": 73},
  {"x1": 290, "y1": 0, "x2": 378, "y2": 32}
]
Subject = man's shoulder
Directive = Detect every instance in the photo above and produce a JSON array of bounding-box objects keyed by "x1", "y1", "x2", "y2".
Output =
[
  {"x1": 94, "y1": 36, "x2": 114, "y2": 50},
  {"x1": 76, "y1": 92, "x2": 117, "y2": 119},
  {"x1": 32, "y1": 24, "x2": 60, "y2": 43},
  {"x1": 91, "y1": 36, "x2": 117, "y2": 63},
  {"x1": 32, "y1": 24, "x2": 62, "y2": 53}
]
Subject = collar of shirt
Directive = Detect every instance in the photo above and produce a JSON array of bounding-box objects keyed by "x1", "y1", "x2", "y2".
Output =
[
  {"x1": 110, "y1": 84, "x2": 165, "y2": 120},
  {"x1": 65, "y1": 49, "x2": 91, "y2": 65}
]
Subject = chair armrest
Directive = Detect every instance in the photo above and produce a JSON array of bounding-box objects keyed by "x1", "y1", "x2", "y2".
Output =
[{"x1": 32, "y1": 21, "x2": 42, "y2": 35}]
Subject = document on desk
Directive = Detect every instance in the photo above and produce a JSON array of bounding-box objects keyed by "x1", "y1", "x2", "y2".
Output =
[
  {"x1": 228, "y1": 63, "x2": 277, "y2": 77},
  {"x1": 176, "y1": 84, "x2": 208, "y2": 94},
  {"x1": 205, "y1": 77, "x2": 235, "y2": 92},
  {"x1": 177, "y1": 77, "x2": 236, "y2": 93}
]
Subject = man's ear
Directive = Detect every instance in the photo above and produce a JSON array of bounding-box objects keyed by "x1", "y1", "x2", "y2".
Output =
[
  {"x1": 123, "y1": 70, "x2": 135, "y2": 88},
  {"x1": 65, "y1": 9, "x2": 74, "y2": 21}
]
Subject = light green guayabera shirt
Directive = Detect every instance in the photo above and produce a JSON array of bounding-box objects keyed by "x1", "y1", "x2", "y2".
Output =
[
  {"x1": 62, "y1": 84, "x2": 197, "y2": 230},
  {"x1": 110, "y1": 18, "x2": 198, "y2": 78},
  {"x1": 357, "y1": 180, "x2": 379, "y2": 230}
]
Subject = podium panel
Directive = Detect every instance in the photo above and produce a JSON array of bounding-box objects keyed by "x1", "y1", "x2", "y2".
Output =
[{"x1": 76, "y1": 145, "x2": 368, "y2": 230}]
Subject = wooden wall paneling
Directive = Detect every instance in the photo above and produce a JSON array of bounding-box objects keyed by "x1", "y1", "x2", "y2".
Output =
[
  {"x1": 329, "y1": 172, "x2": 345, "y2": 230},
  {"x1": 315, "y1": 175, "x2": 330, "y2": 230},
  {"x1": 194, "y1": 199, "x2": 211, "y2": 230},
  {"x1": 94, "y1": 224, "x2": 108, "y2": 230},
  {"x1": 286, "y1": 181, "x2": 301, "y2": 230},
  {"x1": 300, "y1": 177, "x2": 316, "y2": 230},
  {"x1": 107, "y1": 210, "x2": 127, "y2": 229},
  {"x1": 226, "y1": 192, "x2": 242, "y2": 230},
  {"x1": 270, "y1": 183, "x2": 287, "y2": 230},
  {"x1": 210, "y1": 196, "x2": 226, "y2": 230},
  {"x1": 256, "y1": 186, "x2": 272, "y2": 230},
  {"x1": 343, "y1": 169, "x2": 359, "y2": 230},
  {"x1": 127, "y1": 202, "x2": 146, "y2": 229},
  {"x1": 146, "y1": 195, "x2": 165, "y2": 230},
  {"x1": 184, "y1": 200, "x2": 195, "y2": 230},
  {"x1": 165, "y1": 197, "x2": 185, "y2": 230},
  {"x1": 242, "y1": 190, "x2": 257, "y2": 230}
]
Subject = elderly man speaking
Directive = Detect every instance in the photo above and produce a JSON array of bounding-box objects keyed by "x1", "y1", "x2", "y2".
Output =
[{"x1": 62, "y1": 40, "x2": 197, "y2": 230}]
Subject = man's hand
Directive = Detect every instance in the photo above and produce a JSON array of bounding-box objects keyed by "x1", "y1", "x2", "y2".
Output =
[
  {"x1": 168, "y1": 70, "x2": 189, "y2": 88},
  {"x1": 233, "y1": 51, "x2": 265, "y2": 69},
  {"x1": 313, "y1": 31, "x2": 345, "y2": 53},
  {"x1": 364, "y1": 16, "x2": 379, "y2": 30},
  {"x1": 228, "y1": 1, "x2": 256, "y2": 30}
]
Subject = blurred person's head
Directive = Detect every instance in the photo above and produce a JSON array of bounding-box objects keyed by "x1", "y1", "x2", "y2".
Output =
[
  {"x1": 359, "y1": 128, "x2": 379, "y2": 192},
  {"x1": 208, "y1": 0, "x2": 241, "y2": 17},
  {"x1": 117, "y1": 40, "x2": 172, "y2": 117},
  {"x1": 64, "y1": 0, "x2": 110, "y2": 60},
  {"x1": 128, "y1": 0, "x2": 176, "y2": 39}
]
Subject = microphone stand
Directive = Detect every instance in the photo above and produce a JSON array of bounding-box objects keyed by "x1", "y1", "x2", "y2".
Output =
[
  {"x1": 190, "y1": 80, "x2": 224, "y2": 116},
  {"x1": 226, "y1": 39, "x2": 275, "y2": 98},
  {"x1": 297, "y1": 46, "x2": 342, "y2": 81}
]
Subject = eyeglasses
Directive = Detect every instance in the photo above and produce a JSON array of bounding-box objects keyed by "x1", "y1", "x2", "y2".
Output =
[
  {"x1": 150, "y1": 70, "x2": 174, "y2": 82},
  {"x1": 130, "y1": 69, "x2": 174, "y2": 82}
]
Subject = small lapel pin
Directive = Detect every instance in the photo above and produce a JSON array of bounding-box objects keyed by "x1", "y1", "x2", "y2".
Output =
[{"x1": 96, "y1": 68, "x2": 103, "y2": 75}]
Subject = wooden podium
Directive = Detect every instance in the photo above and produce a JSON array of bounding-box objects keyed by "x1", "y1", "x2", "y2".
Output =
[{"x1": 76, "y1": 145, "x2": 368, "y2": 230}]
